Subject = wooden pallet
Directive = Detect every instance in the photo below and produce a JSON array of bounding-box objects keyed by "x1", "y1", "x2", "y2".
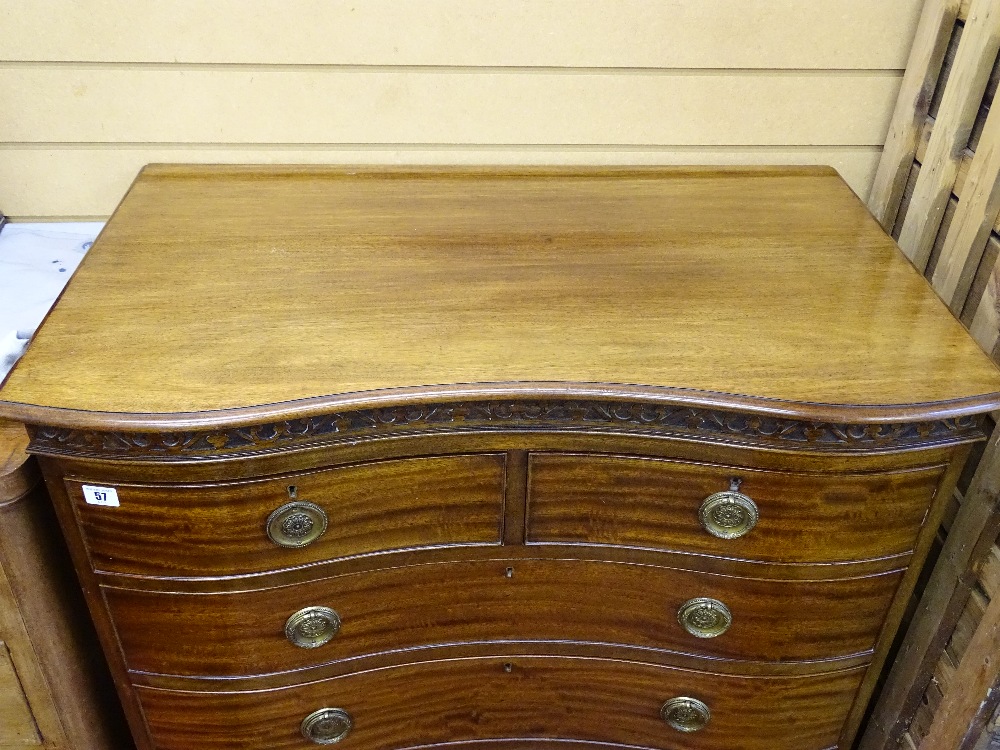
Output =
[{"x1": 860, "y1": 1, "x2": 1000, "y2": 749}]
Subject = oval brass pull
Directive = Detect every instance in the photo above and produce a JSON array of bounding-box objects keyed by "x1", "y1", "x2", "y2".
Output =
[
  {"x1": 660, "y1": 697, "x2": 711, "y2": 733},
  {"x1": 301, "y1": 707, "x2": 353, "y2": 744},
  {"x1": 678, "y1": 597, "x2": 732, "y2": 638},
  {"x1": 698, "y1": 480, "x2": 758, "y2": 539},
  {"x1": 285, "y1": 606, "x2": 341, "y2": 649},
  {"x1": 266, "y1": 501, "x2": 328, "y2": 548}
]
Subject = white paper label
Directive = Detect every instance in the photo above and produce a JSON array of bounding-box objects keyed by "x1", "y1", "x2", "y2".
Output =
[{"x1": 82, "y1": 485, "x2": 120, "y2": 507}]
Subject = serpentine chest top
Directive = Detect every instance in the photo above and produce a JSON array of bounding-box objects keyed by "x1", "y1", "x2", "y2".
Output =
[{"x1": 3, "y1": 165, "x2": 1000, "y2": 750}]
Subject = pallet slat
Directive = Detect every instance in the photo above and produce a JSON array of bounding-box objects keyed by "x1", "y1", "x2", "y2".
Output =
[
  {"x1": 896, "y1": 0, "x2": 1000, "y2": 271},
  {"x1": 931, "y1": 91, "x2": 1000, "y2": 311},
  {"x1": 970, "y1": 266, "x2": 1000, "y2": 356},
  {"x1": 917, "y1": 588, "x2": 1000, "y2": 749},
  {"x1": 978, "y1": 545, "x2": 1000, "y2": 599},
  {"x1": 858, "y1": 426, "x2": 1000, "y2": 750},
  {"x1": 868, "y1": 0, "x2": 963, "y2": 230}
]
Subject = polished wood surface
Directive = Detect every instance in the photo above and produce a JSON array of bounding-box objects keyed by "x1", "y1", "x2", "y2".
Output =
[
  {"x1": 137, "y1": 656, "x2": 865, "y2": 750},
  {"x1": 104, "y1": 558, "x2": 902, "y2": 677},
  {"x1": 3, "y1": 166, "x2": 1000, "y2": 428},
  {"x1": 5, "y1": 168, "x2": 998, "y2": 750},
  {"x1": 527, "y1": 453, "x2": 944, "y2": 563},
  {"x1": 66, "y1": 453, "x2": 505, "y2": 577}
]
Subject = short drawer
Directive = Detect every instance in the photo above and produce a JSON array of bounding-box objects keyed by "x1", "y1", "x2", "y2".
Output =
[
  {"x1": 138, "y1": 655, "x2": 864, "y2": 750},
  {"x1": 105, "y1": 559, "x2": 901, "y2": 677},
  {"x1": 527, "y1": 453, "x2": 944, "y2": 563},
  {"x1": 66, "y1": 454, "x2": 506, "y2": 577}
]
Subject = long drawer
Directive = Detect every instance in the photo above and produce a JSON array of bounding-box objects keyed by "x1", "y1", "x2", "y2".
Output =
[
  {"x1": 65, "y1": 454, "x2": 507, "y2": 577},
  {"x1": 527, "y1": 453, "x2": 944, "y2": 563},
  {"x1": 105, "y1": 558, "x2": 901, "y2": 677},
  {"x1": 137, "y1": 655, "x2": 864, "y2": 750}
]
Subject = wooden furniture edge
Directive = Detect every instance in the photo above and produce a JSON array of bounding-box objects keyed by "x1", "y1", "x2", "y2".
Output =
[{"x1": 2, "y1": 394, "x2": 992, "y2": 460}]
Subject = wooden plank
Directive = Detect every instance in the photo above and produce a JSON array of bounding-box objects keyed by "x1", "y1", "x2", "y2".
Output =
[
  {"x1": 970, "y1": 258, "x2": 1000, "y2": 356},
  {"x1": 927, "y1": 191, "x2": 962, "y2": 278},
  {"x1": 897, "y1": 0, "x2": 1000, "y2": 272},
  {"x1": 858, "y1": 425, "x2": 1000, "y2": 750},
  {"x1": 967, "y1": 54, "x2": 1000, "y2": 150},
  {"x1": 936, "y1": 649, "x2": 960, "y2": 695},
  {"x1": 0, "y1": 0, "x2": 924, "y2": 69},
  {"x1": 0, "y1": 146, "x2": 882, "y2": 219},
  {"x1": 978, "y1": 544, "x2": 1000, "y2": 598},
  {"x1": 0, "y1": 641, "x2": 40, "y2": 746},
  {"x1": 0, "y1": 67, "x2": 902, "y2": 146},
  {"x1": 917, "y1": 583, "x2": 1000, "y2": 749},
  {"x1": 946, "y1": 586, "x2": 990, "y2": 664},
  {"x1": 961, "y1": 234, "x2": 1000, "y2": 325},
  {"x1": 932, "y1": 24, "x2": 965, "y2": 120},
  {"x1": 893, "y1": 161, "x2": 923, "y2": 240},
  {"x1": 868, "y1": 0, "x2": 961, "y2": 230},
  {"x1": 931, "y1": 93, "x2": 1000, "y2": 311}
]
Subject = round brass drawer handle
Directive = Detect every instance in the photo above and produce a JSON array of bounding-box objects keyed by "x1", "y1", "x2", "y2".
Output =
[
  {"x1": 266, "y1": 501, "x2": 328, "y2": 548},
  {"x1": 660, "y1": 696, "x2": 711, "y2": 733},
  {"x1": 301, "y1": 707, "x2": 353, "y2": 744},
  {"x1": 677, "y1": 597, "x2": 732, "y2": 638},
  {"x1": 698, "y1": 481, "x2": 758, "y2": 540},
  {"x1": 285, "y1": 606, "x2": 341, "y2": 649}
]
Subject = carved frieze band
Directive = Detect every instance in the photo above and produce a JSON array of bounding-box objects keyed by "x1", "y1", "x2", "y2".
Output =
[{"x1": 25, "y1": 400, "x2": 985, "y2": 459}]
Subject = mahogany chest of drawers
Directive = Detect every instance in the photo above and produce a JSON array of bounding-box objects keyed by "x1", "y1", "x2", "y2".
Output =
[{"x1": 2, "y1": 165, "x2": 1000, "y2": 750}]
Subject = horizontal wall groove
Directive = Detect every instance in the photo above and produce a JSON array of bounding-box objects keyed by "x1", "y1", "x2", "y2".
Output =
[
  {"x1": 0, "y1": 61, "x2": 905, "y2": 77},
  {"x1": 0, "y1": 143, "x2": 886, "y2": 153}
]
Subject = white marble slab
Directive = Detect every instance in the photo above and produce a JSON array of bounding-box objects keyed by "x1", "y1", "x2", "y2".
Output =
[{"x1": 0, "y1": 222, "x2": 104, "y2": 380}]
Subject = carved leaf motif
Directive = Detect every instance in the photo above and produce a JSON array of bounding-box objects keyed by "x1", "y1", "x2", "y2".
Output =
[{"x1": 24, "y1": 399, "x2": 984, "y2": 460}]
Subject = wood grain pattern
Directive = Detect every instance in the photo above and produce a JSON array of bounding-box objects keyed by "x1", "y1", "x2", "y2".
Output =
[
  {"x1": 931, "y1": 95, "x2": 1000, "y2": 312},
  {"x1": 526, "y1": 453, "x2": 944, "y2": 564},
  {"x1": 3, "y1": 167, "x2": 1000, "y2": 426},
  {"x1": 867, "y1": 0, "x2": 961, "y2": 230},
  {"x1": 0, "y1": 421, "x2": 35, "y2": 503},
  {"x1": 102, "y1": 559, "x2": 903, "y2": 677},
  {"x1": 136, "y1": 656, "x2": 867, "y2": 750},
  {"x1": 896, "y1": 0, "x2": 1000, "y2": 271},
  {"x1": 0, "y1": 642, "x2": 39, "y2": 746},
  {"x1": 66, "y1": 453, "x2": 506, "y2": 577},
  {"x1": 6, "y1": 167, "x2": 996, "y2": 750},
  {"x1": 917, "y1": 584, "x2": 1000, "y2": 749},
  {"x1": 0, "y1": 420, "x2": 129, "y2": 750},
  {"x1": 0, "y1": 146, "x2": 883, "y2": 221},
  {"x1": 0, "y1": 0, "x2": 922, "y2": 68},
  {"x1": 858, "y1": 425, "x2": 1000, "y2": 750}
]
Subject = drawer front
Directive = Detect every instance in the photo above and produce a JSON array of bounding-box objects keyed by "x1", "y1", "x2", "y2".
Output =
[
  {"x1": 106, "y1": 559, "x2": 901, "y2": 677},
  {"x1": 527, "y1": 453, "x2": 943, "y2": 563},
  {"x1": 67, "y1": 454, "x2": 506, "y2": 577},
  {"x1": 138, "y1": 656, "x2": 863, "y2": 750}
]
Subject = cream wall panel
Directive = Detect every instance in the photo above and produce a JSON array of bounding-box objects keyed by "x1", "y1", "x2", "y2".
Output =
[
  {"x1": 0, "y1": 68, "x2": 900, "y2": 146},
  {"x1": 0, "y1": 0, "x2": 923, "y2": 69},
  {"x1": 0, "y1": 147, "x2": 881, "y2": 219}
]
